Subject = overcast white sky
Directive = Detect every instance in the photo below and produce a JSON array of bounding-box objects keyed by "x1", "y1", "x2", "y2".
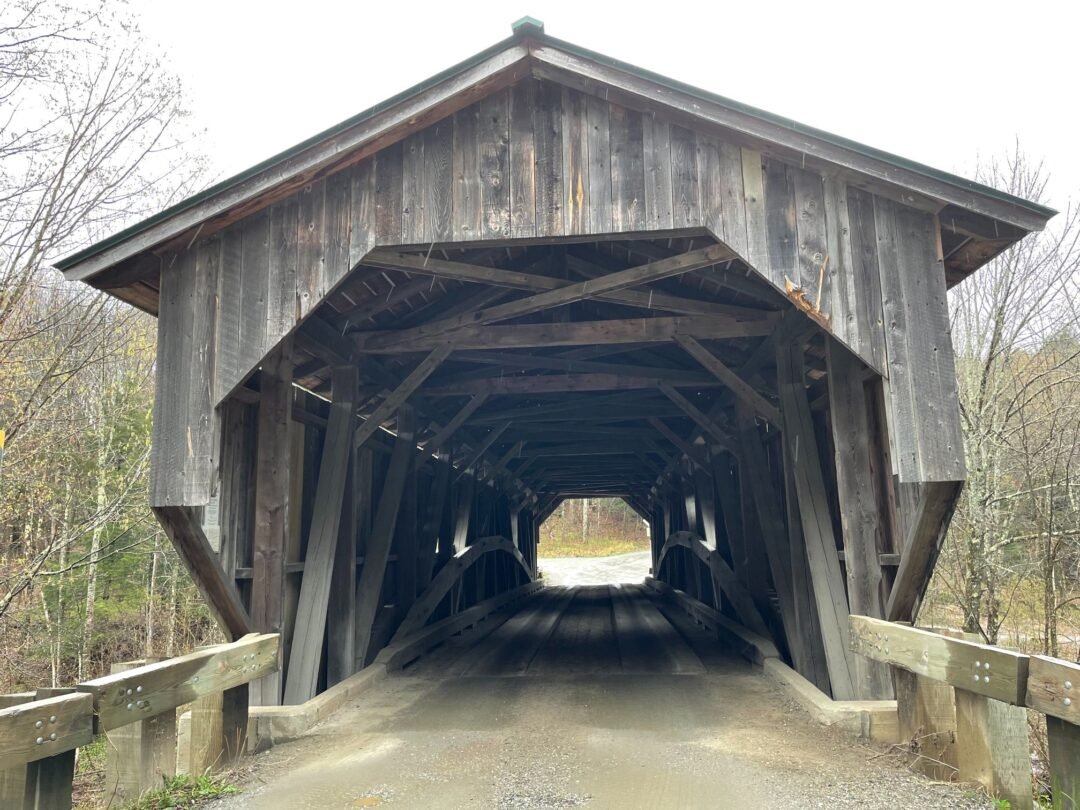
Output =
[{"x1": 133, "y1": 0, "x2": 1078, "y2": 214}]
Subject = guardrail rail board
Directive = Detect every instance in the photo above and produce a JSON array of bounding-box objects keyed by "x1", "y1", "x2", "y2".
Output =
[
  {"x1": 0, "y1": 693, "x2": 92, "y2": 771},
  {"x1": 850, "y1": 614, "x2": 1080, "y2": 810},
  {"x1": 849, "y1": 615, "x2": 1028, "y2": 705},
  {"x1": 78, "y1": 633, "x2": 278, "y2": 731},
  {"x1": 0, "y1": 633, "x2": 280, "y2": 809},
  {"x1": 1027, "y1": 656, "x2": 1080, "y2": 809}
]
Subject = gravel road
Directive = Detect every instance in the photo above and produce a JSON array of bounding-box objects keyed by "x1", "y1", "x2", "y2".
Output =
[
  {"x1": 537, "y1": 550, "x2": 652, "y2": 587},
  {"x1": 219, "y1": 584, "x2": 991, "y2": 809}
]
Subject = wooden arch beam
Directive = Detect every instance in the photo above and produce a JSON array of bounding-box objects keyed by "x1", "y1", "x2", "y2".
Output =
[
  {"x1": 655, "y1": 531, "x2": 772, "y2": 641},
  {"x1": 391, "y1": 535, "x2": 532, "y2": 640}
]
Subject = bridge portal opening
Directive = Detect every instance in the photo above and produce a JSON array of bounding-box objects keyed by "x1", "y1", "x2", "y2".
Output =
[
  {"x1": 55, "y1": 25, "x2": 1049, "y2": 800},
  {"x1": 537, "y1": 498, "x2": 650, "y2": 586},
  {"x1": 131, "y1": 225, "x2": 970, "y2": 705}
]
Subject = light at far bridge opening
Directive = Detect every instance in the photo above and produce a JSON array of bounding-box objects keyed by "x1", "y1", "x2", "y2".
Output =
[{"x1": 538, "y1": 497, "x2": 652, "y2": 587}]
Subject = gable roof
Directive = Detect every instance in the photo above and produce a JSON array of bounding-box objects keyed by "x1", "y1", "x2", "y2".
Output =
[{"x1": 57, "y1": 17, "x2": 1055, "y2": 283}]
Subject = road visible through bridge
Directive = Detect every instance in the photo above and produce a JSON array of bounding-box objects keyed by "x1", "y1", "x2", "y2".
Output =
[{"x1": 223, "y1": 582, "x2": 989, "y2": 809}]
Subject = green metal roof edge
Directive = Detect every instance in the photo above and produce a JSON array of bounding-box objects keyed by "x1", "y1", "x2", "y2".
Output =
[{"x1": 57, "y1": 24, "x2": 1056, "y2": 273}]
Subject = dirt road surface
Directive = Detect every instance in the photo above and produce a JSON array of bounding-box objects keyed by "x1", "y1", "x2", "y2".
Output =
[
  {"x1": 221, "y1": 579, "x2": 989, "y2": 809},
  {"x1": 538, "y1": 550, "x2": 651, "y2": 587}
]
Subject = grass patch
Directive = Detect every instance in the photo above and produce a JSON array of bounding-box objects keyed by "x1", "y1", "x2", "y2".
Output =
[
  {"x1": 538, "y1": 533, "x2": 650, "y2": 558},
  {"x1": 126, "y1": 774, "x2": 238, "y2": 809}
]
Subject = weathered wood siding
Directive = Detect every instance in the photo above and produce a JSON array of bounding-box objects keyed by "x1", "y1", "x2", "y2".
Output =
[{"x1": 149, "y1": 77, "x2": 964, "y2": 506}]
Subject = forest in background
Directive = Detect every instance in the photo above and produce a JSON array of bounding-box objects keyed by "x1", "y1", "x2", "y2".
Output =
[
  {"x1": 1, "y1": 1, "x2": 1080, "y2": 702},
  {"x1": 539, "y1": 498, "x2": 649, "y2": 557}
]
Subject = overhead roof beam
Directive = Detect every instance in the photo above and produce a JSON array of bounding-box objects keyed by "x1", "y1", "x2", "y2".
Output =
[
  {"x1": 359, "y1": 246, "x2": 767, "y2": 325},
  {"x1": 360, "y1": 244, "x2": 735, "y2": 347},
  {"x1": 674, "y1": 334, "x2": 781, "y2": 425},
  {"x1": 421, "y1": 371, "x2": 722, "y2": 396},
  {"x1": 351, "y1": 314, "x2": 773, "y2": 353}
]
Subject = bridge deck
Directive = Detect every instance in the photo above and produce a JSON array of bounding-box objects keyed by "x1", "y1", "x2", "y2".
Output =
[{"x1": 222, "y1": 586, "x2": 988, "y2": 809}]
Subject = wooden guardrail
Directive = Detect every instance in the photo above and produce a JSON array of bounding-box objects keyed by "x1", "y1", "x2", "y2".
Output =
[
  {"x1": 0, "y1": 632, "x2": 279, "y2": 809},
  {"x1": 850, "y1": 615, "x2": 1079, "y2": 809}
]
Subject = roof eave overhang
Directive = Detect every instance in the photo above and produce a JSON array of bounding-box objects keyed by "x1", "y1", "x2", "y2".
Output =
[{"x1": 57, "y1": 30, "x2": 1056, "y2": 284}]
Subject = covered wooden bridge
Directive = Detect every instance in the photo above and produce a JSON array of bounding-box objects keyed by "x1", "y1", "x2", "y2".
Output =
[{"x1": 55, "y1": 17, "x2": 1054, "y2": 727}]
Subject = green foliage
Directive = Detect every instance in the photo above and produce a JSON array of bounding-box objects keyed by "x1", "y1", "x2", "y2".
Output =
[
  {"x1": 77, "y1": 736, "x2": 108, "y2": 777},
  {"x1": 126, "y1": 774, "x2": 239, "y2": 809},
  {"x1": 540, "y1": 497, "x2": 649, "y2": 559}
]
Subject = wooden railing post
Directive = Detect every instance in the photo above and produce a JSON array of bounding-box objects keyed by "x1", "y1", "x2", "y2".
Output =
[
  {"x1": 20, "y1": 688, "x2": 88, "y2": 810},
  {"x1": 893, "y1": 669, "x2": 957, "y2": 781},
  {"x1": 851, "y1": 615, "x2": 1034, "y2": 804},
  {"x1": 1027, "y1": 655, "x2": 1080, "y2": 809},
  {"x1": 103, "y1": 659, "x2": 176, "y2": 804},
  {"x1": 1046, "y1": 716, "x2": 1079, "y2": 810},
  {"x1": 0, "y1": 694, "x2": 33, "y2": 805},
  {"x1": 189, "y1": 647, "x2": 251, "y2": 773},
  {"x1": 953, "y1": 688, "x2": 1030, "y2": 809}
]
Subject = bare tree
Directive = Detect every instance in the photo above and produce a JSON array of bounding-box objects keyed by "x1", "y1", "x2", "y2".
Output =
[
  {"x1": 939, "y1": 146, "x2": 1080, "y2": 644},
  {"x1": 0, "y1": 1, "x2": 207, "y2": 677}
]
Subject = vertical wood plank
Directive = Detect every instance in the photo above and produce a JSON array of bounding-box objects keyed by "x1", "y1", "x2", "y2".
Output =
[
  {"x1": 355, "y1": 410, "x2": 416, "y2": 666},
  {"x1": 792, "y1": 167, "x2": 830, "y2": 316},
  {"x1": 324, "y1": 168, "x2": 352, "y2": 291},
  {"x1": 561, "y1": 86, "x2": 590, "y2": 235},
  {"x1": 736, "y1": 406, "x2": 801, "y2": 665},
  {"x1": 822, "y1": 177, "x2": 857, "y2": 358},
  {"x1": 237, "y1": 209, "x2": 270, "y2": 379},
  {"x1": 586, "y1": 95, "x2": 611, "y2": 234},
  {"x1": 669, "y1": 124, "x2": 700, "y2": 229},
  {"x1": 845, "y1": 186, "x2": 887, "y2": 374},
  {"x1": 741, "y1": 148, "x2": 769, "y2": 274},
  {"x1": 169, "y1": 250, "x2": 197, "y2": 505},
  {"x1": 776, "y1": 339, "x2": 858, "y2": 699},
  {"x1": 642, "y1": 113, "x2": 673, "y2": 230},
  {"x1": 220, "y1": 684, "x2": 248, "y2": 765},
  {"x1": 328, "y1": 369, "x2": 359, "y2": 687},
  {"x1": 826, "y1": 339, "x2": 894, "y2": 700},
  {"x1": 374, "y1": 141, "x2": 404, "y2": 246},
  {"x1": 509, "y1": 80, "x2": 537, "y2": 238},
  {"x1": 419, "y1": 452, "x2": 452, "y2": 588},
  {"x1": 251, "y1": 344, "x2": 292, "y2": 705},
  {"x1": 1048, "y1": 715, "x2": 1080, "y2": 810},
  {"x1": 283, "y1": 367, "x2": 360, "y2": 704},
  {"x1": 609, "y1": 104, "x2": 645, "y2": 232},
  {"x1": 189, "y1": 237, "x2": 221, "y2": 505},
  {"x1": 783, "y1": 435, "x2": 832, "y2": 693},
  {"x1": 533, "y1": 78, "x2": 564, "y2": 238},
  {"x1": 394, "y1": 410, "x2": 420, "y2": 620},
  {"x1": 478, "y1": 90, "x2": 510, "y2": 239},
  {"x1": 423, "y1": 120, "x2": 454, "y2": 244},
  {"x1": 215, "y1": 227, "x2": 243, "y2": 400},
  {"x1": 763, "y1": 158, "x2": 797, "y2": 289},
  {"x1": 876, "y1": 198, "x2": 965, "y2": 482},
  {"x1": 188, "y1": 687, "x2": 223, "y2": 775},
  {"x1": 104, "y1": 660, "x2": 177, "y2": 803},
  {"x1": 296, "y1": 178, "x2": 326, "y2": 321},
  {"x1": 267, "y1": 196, "x2": 299, "y2": 345},
  {"x1": 698, "y1": 135, "x2": 724, "y2": 241},
  {"x1": 150, "y1": 258, "x2": 179, "y2": 506},
  {"x1": 717, "y1": 142, "x2": 748, "y2": 257},
  {"x1": 402, "y1": 130, "x2": 427, "y2": 243},
  {"x1": 895, "y1": 668, "x2": 958, "y2": 781},
  {"x1": 954, "y1": 688, "x2": 1031, "y2": 809},
  {"x1": 349, "y1": 159, "x2": 377, "y2": 264},
  {"x1": 452, "y1": 106, "x2": 483, "y2": 241}
]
